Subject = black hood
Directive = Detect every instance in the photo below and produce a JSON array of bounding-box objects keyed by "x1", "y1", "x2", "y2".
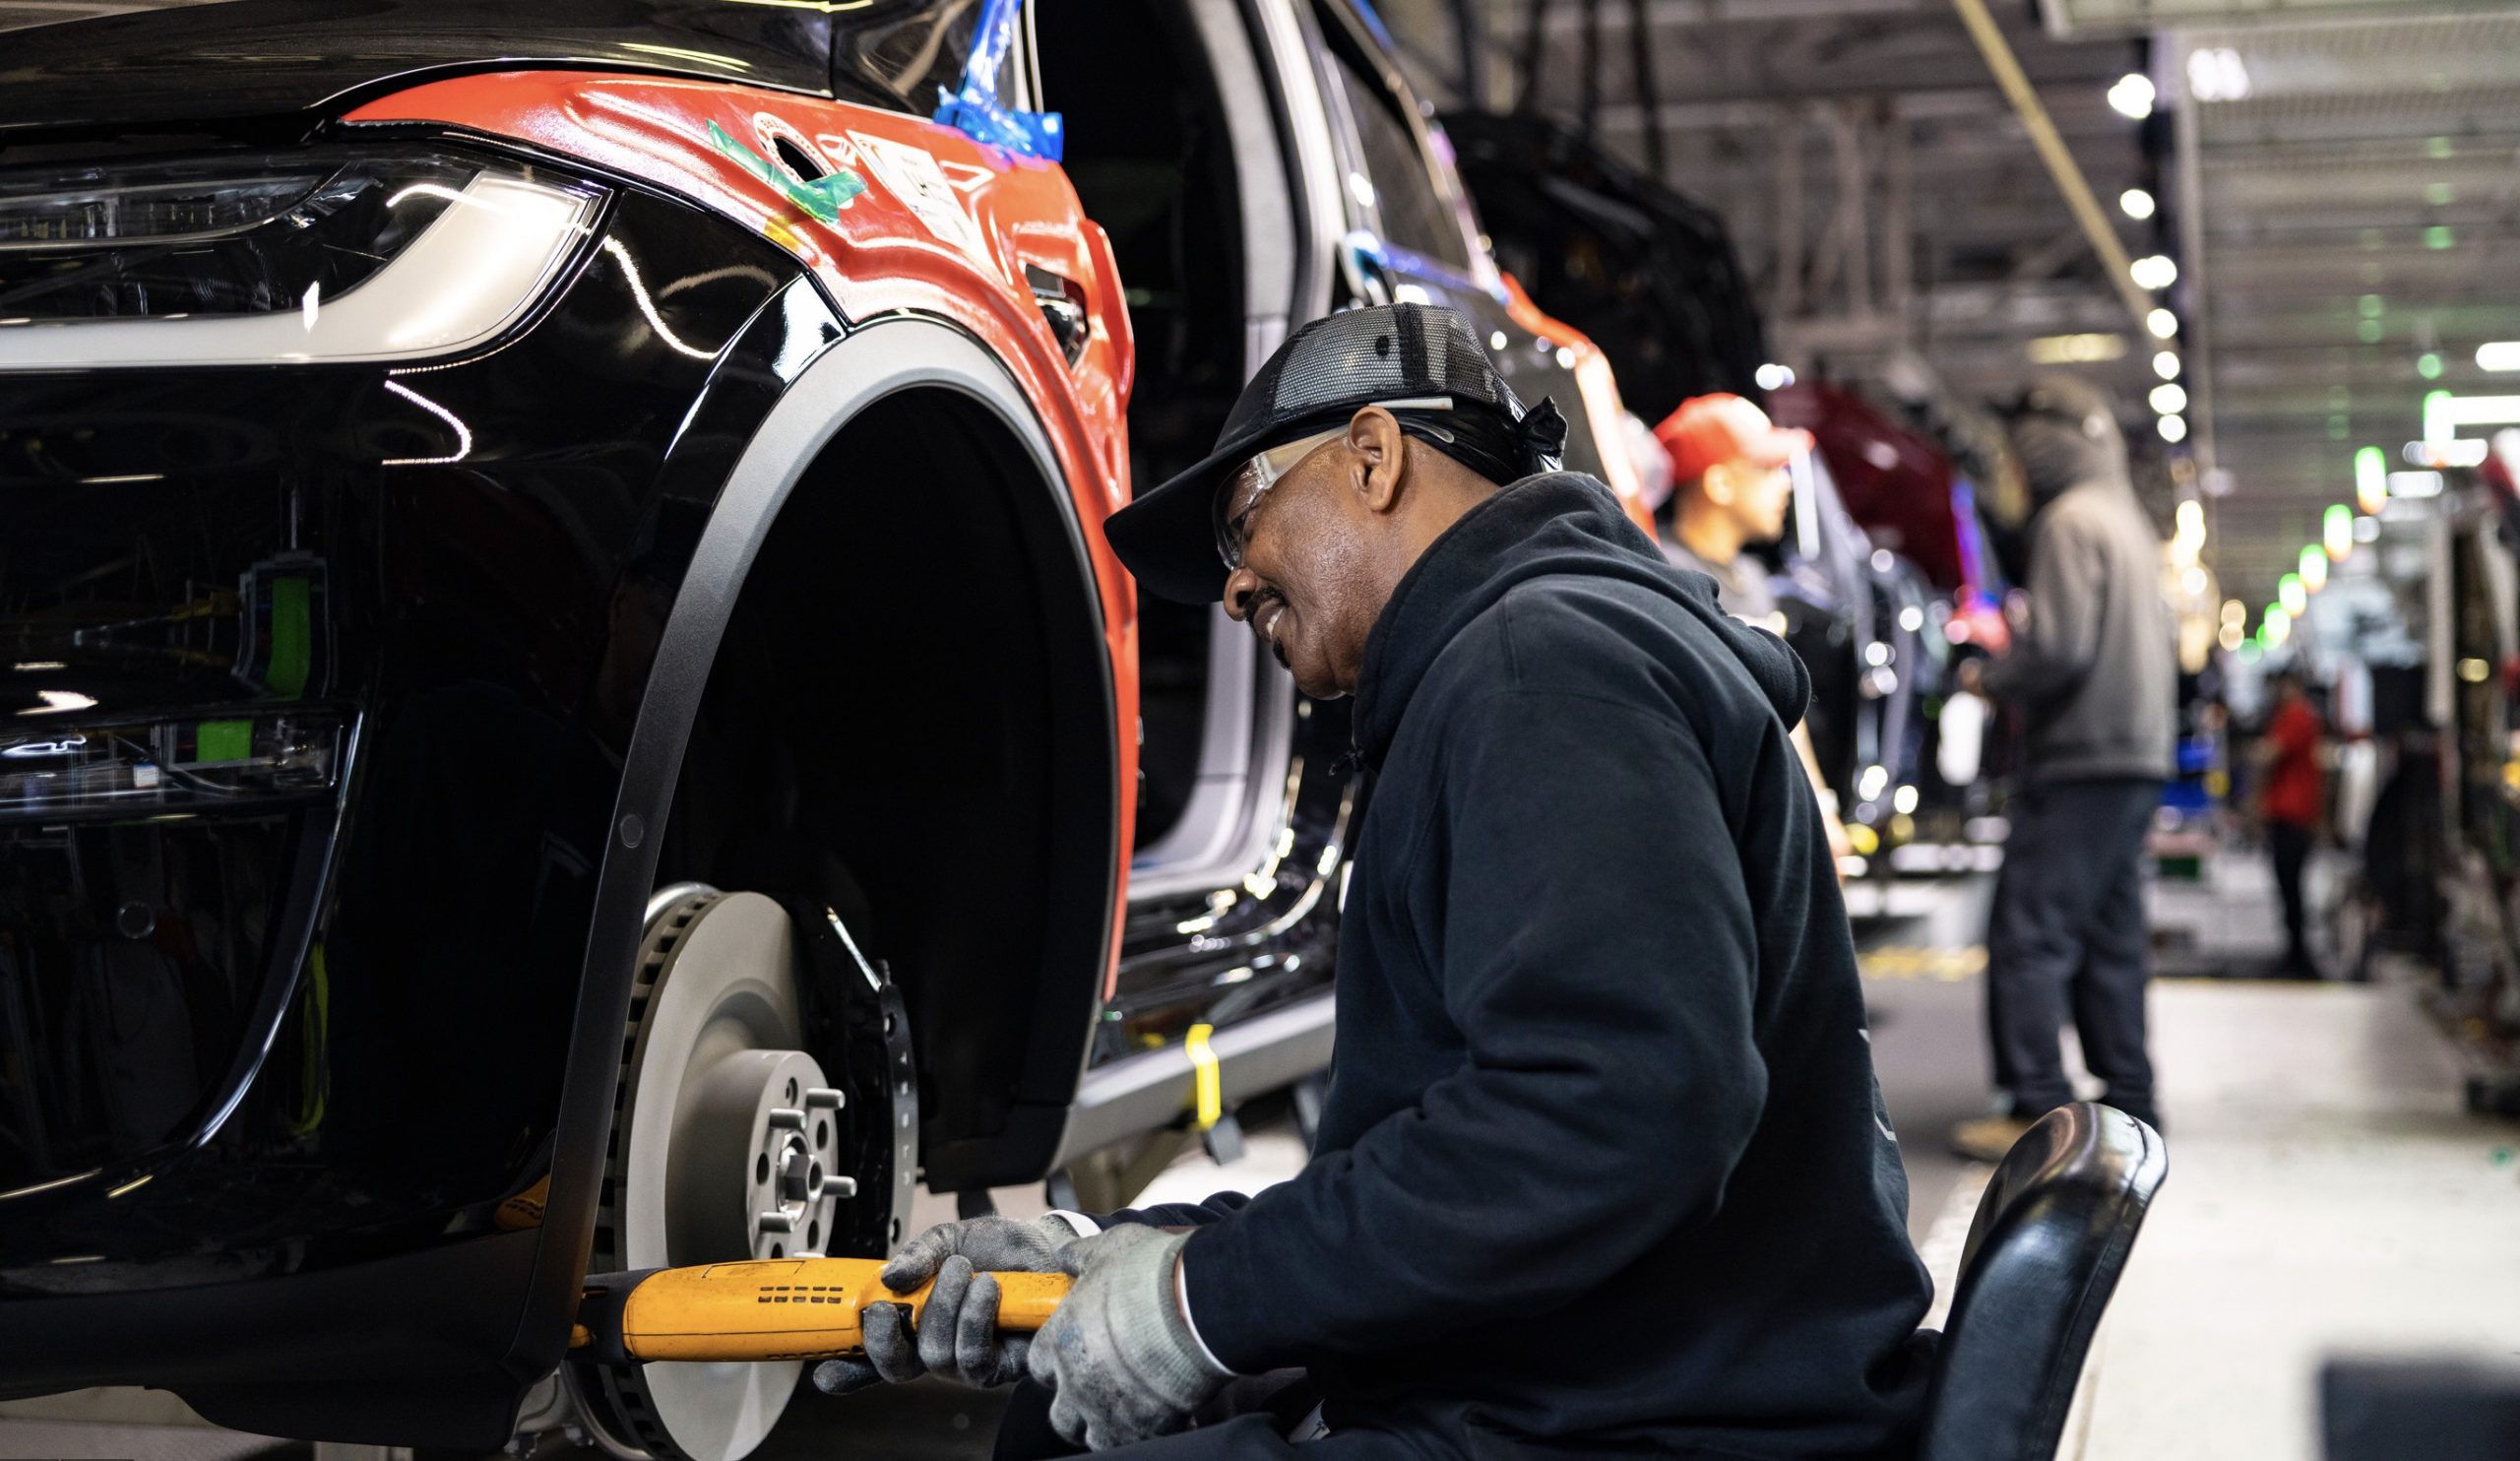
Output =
[
  {"x1": 0, "y1": 0, "x2": 838, "y2": 136},
  {"x1": 1353, "y1": 473, "x2": 1809, "y2": 766}
]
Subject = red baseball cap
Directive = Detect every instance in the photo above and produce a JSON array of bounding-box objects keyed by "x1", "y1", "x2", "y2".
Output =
[{"x1": 1655, "y1": 393, "x2": 1813, "y2": 483}]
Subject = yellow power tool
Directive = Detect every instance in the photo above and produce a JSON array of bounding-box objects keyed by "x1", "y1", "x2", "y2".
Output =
[{"x1": 571, "y1": 1256, "x2": 1070, "y2": 1364}]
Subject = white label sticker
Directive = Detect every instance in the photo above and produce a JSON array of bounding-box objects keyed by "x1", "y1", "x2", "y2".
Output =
[{"x1": 845, "y1": 131, "x2": 1000, "y2": 279}]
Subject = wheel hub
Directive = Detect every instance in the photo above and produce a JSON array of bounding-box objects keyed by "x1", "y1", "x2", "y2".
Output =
[{"x1": 583, "y1": 888, "x2": 866, "y2": 1461}]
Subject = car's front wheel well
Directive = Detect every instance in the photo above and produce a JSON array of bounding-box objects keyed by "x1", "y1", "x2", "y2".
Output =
[{"x1": 652, "y1": 383, "x2": 1115, "y2": 1194}]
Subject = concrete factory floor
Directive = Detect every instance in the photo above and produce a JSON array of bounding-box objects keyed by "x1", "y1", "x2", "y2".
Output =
[{"x1": 5, "y1": 855, "x2": 2515, "y2": 1461}]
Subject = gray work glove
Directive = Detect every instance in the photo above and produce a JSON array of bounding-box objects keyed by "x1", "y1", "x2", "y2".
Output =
[
  {"x1": 811, "y1": 1214, "x2": 1083, "y2": 1396},
  {"x1": 1028, "y1": 1225, "x2": 1232, "y2": 1450}
]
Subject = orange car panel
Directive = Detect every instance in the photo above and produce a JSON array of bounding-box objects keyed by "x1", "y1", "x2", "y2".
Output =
[{"x1": 347, "y1": 72, "x2": 1142, "y2": 983}]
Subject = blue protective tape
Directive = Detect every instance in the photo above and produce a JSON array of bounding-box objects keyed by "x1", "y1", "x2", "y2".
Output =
[{"x1": 931, "y1": 0, "x2": 1065, "y2": 160}]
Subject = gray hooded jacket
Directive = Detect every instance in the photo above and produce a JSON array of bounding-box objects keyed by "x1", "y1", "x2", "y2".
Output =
[{"x1": 1984, "y1": 380, "x2": 2176, "y2": 784}]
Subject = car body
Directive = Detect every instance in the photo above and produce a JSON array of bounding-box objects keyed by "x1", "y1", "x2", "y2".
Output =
[{"x1": 0, "y1": 1, "x2": 1632, "y2": 1454}]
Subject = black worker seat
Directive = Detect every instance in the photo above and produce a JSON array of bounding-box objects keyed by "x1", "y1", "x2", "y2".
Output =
[{"x1": 1917, "y1": 1103, "x2": 2169, "y2": 1461}]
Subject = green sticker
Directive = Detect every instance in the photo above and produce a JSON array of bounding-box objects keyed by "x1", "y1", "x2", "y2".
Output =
[
  {"x1": 197, "y1": 719, "x2": 253, "y2": 764},
  {"x1": 709, "y1": 121, "x2": 866, "y2": 224}
]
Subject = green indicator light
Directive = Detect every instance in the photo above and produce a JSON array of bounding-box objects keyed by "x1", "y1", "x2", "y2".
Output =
[
  {"x1": 2359, "y1": 319, "x2": 2384, "y2": 344},
  {"x1": 197, "y1": 720, "x2": 253, "y2": 764},
  {"x1": 268, "y1": 576, "x2": 311, "y2": 699},
  {"x1": 2359, "y1": 293, "x2": 2385, "y2": 318},
  {"x1": 2426, "y1": 136, "x2": 2454, "y2": 159},
  {"x1": 2426, "y1": 225, "x2": 2456, "y2": 250},
  {"x1": 2419, "y1": 352, "x2": 2444, "y2": 380}
]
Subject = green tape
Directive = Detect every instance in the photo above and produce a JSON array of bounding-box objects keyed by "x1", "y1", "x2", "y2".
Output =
[
  {"x1": 708, "y1": 121, "x2": 864, "y2": 223},
  {"x1": 268, "y1": 576, "x2": 311, "y2": 698},
  {"x1": 197, "y1": 719, "x2": 253, "y2": 763}
]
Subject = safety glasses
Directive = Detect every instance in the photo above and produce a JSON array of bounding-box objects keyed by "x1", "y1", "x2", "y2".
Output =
[
  {"x1": 1213, "y1": 427, "x2": 1342, "y2": 573},
  {"x1": 1212, "y1": 398, "x2": 1462, "y2": 573}
]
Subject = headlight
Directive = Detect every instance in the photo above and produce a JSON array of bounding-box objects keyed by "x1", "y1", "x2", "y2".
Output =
[
  {"x1": 0, "y1": 711, "x2": 343, "y2": 823},
  {"x1": 0, "y1": 147, "x2": 604, "y2": 370}
]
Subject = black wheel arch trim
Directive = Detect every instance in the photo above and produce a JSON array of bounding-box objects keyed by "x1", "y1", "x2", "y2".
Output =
[{"x1": 500, "y1": 308, "x2": 1120, "y2": 1387}]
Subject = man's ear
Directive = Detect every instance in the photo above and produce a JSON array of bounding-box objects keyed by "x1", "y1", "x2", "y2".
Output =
[
  {"x1": 1699, "y1": 460, "x2": 1738, "y2": 508},
  {"x1": 1347, "y1": 407, "x2": 1407, "y2": 515}
]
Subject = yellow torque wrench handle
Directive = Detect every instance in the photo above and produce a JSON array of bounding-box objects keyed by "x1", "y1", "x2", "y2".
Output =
[{"x1": 589, "y1": 1255, "x2": 1070, "y2": 1363}]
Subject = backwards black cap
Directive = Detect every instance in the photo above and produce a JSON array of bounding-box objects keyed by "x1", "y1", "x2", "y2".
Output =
[{"x1": 1104, "y1": 303, "x2": 1566, "y2": 603}]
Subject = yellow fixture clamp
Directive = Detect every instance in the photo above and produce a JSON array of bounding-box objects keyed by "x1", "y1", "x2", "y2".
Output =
[{"x1": 1184, "y1": 1022, "x2": 1223, "y2": 1130}]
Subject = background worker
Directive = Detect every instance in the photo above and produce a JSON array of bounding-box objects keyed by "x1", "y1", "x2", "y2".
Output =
[
  {"x1": 2258, "y1": 667, "x2": 2327, "y2": 979},
  {"x1": 1950, "y1": 375, "x2": 2174, "y2": 1163},
  {"x1": 819, "y1": 305, "x2": 1934, "y2": 1457},
  {"x1": 1655, "y1": 391, "x2": 1855, "y2": 870}
]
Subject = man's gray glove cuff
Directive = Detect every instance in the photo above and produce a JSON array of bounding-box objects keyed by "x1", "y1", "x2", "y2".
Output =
[
  {"x1": 1101, "y1": 1231, "x2": 1228, "y2": 1403},
  {"x1": 1030, "y1": 1227, "x2": 1231, "y2": 1450}
]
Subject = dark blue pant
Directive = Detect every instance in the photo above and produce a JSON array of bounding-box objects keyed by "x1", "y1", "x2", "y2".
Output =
[
  {"x1": 2271, "y1": 820, "x2": 2315, "y2": 973},
  {"x1": 1985, "y1": 778, "x2": 2162, "y2": 1128}
]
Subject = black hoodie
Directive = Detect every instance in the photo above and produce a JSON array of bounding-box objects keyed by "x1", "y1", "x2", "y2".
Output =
[{"x1": 1162, "y1": 475, "x2": 1933, "y2": 1458}]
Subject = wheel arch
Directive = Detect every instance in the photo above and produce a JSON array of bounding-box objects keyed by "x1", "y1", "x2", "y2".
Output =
[{"x1": 503, "y1": 308, "x2": 1119, "y2": 1385}]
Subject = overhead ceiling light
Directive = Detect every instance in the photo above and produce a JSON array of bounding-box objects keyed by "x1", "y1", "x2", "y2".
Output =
[
  {"x1": 2407, "y1": 438, "x2": 2489, "y2": 469},
  {"x1": 2147, "y1": 308, "x2": 2178, "y2": 340},
  {"x1": 2026, "y1": 332, "x2": 2127, "y2": 364},
  {"x1": 2477, "y1": 342, "x2": 2520, "y2": 371},
  {"x1": 2130, "y1": 254, "x2": 2178, "y2": 290},
  {"x1": 2108, "y1": 73, "x2": 2157, "y2": 120},
  {"x1": 2425, "y1": 392, "x2": 2520, "y2": 443},
  {"x1": 2263, "y1": 605, "x2": 2291, "y2": 645},
  {"x1": 2221, "y1": 598, "x2": 2247, "y2": 625},
  {"x1": 2154, "y1": 351, "x2": 2180, "y2": 380},
  {"x1": 2324, "y1": 503, "x2": 2355, "y2": 561},
  {"x1": 1754, "y1": 361, "x2": 1797, "y2": 390},
  {"x1": 2388, "y1": 471, "x2": 2445, "y2": 498},
  {"x1": 2181, "y1": 565, "x2": 2209, "y2": 597},
  {"x1": 2158, "y1": 414, "x2": 2188, "y2": 443},
  {"x1": 2300, "y1": 545, "x2": 2328, "y2": 592},
  {"x1": 2356, "y1": 445, "x2": 2389, "y2": 513},
  {"x1": 2119, "y1": 188, "x2": 2157, "y2": 221},
  {"x1": 2186, "y1": 47, "x2": 2252, "y2": 103},
  {"x1": 2150, "y1": 383, "x2": 2188, "y2": 414},
  {"x1": 2280, "y1": 574, "x2": 2306, "y2": 617}
]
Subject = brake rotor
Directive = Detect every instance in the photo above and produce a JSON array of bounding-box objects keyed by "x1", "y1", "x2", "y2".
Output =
[{"x1": 581, "y1": 888, "x2": 851, "y2": 1461}]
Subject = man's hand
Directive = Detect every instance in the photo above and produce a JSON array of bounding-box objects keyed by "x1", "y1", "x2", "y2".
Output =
[
  {"x1": 811, "y1": 1214, "x2": 1082, "y2": 1396},
  {"x1": 1028, "y1": 1226, "x2": 1230, "y2": 1449}
]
